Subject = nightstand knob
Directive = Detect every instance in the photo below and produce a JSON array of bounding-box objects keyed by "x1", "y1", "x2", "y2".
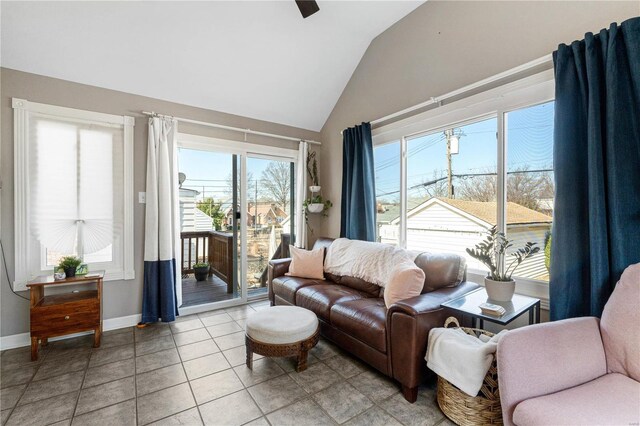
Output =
[{"x1": 64, "y1": 315, "x2": 70, "y2": 320}]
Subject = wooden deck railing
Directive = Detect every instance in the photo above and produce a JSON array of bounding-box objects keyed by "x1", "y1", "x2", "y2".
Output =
[
  {"x1": 180, "y1": 231, "x2": 291, "y2": 294},
  {"x1": 181, "y1": 231, "x2": 234, "y2": 293}
]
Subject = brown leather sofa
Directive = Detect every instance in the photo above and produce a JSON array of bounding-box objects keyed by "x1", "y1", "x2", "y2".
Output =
[{"x1": 268, "y1": 237, "x2": 479, "y2": 403}]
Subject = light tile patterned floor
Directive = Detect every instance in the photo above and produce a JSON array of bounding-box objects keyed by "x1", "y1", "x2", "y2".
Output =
[{"x1": 0, "y1": 300, "x2": 454, "y2": 426}]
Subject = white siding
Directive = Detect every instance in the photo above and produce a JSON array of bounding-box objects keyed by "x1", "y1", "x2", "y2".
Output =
[
  {"x1": 382, "y1": 201, "x2": 551, "y2": 281},
  {"x1": 407, "y1": 203, "x2": 487, "y2": 232},
  {"x1": 180, "y1": 198, "x2": 196, "y2": 232},
  {"x1": 506, "y1": 226, "x2": 550, "y2": 281},
  {"x1": 194, "y1": 209, "x2": 214, "y2": 232}
]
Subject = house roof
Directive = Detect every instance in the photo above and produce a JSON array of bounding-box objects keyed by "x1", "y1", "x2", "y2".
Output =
[
  {"x1": 385, "y1": 197, "x2": 552, "y2": 226},
  {"x1": 436, "y1": 198, "x2": 552, "y2": 225}
]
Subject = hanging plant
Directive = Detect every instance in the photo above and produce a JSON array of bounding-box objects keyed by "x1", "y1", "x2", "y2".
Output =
[
  {"x1": 306, "y1": 151, "x2": 320, "y2": 187},
  {"x1": 303, "y1": 195, "x2": 332, "y2": 220}
]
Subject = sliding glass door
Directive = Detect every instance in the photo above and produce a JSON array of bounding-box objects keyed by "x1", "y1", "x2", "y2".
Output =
[
  {"x1": 246, "y1": 155, "x2": 295, "y2": 298},
  {"x1": 177, "y1": 135, "x2": 298, "y2": 311},
  {"x1": 177, "y1": 148, "x2": 242, "y2": 308}
]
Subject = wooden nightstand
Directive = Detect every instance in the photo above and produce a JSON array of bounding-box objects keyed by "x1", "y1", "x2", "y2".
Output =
[{"x1": 27, "y1": 271, "x2": 104, "y2": 361}]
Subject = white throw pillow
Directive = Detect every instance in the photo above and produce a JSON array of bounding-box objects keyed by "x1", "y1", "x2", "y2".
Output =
[
  {"x1": 384, "y1": 261, "x2": 425, "y2": 308},
  {"x1": 285, "y1": 245, "x2": 325, "y2": 280}
]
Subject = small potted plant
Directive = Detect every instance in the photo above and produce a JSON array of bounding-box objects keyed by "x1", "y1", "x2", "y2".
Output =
[
  {"x1": 58, "y1": 256, "x2": 82, "y2": 279},
  {"x1": 303, "y1": 195, "x2": 332, "y2": 215},
  {"x1": 193, "y1": 262, "x2": 210, "y2": 282},
  {"x1": 466, "y1": 226, "x2": 540, "y2": 302},
  {"x1": 307, "y1": 151, "x2": 321, "y2": 193}
]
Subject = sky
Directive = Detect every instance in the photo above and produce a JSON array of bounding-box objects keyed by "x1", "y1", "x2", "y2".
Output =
[
  {"x1": 178, "y1": 150, "x2": 279, "y2": 202},
  {"x1": 374, "y1": 101, "x2": 555, "y2": 203}
]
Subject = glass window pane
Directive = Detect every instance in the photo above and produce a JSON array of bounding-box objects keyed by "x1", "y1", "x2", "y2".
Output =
[
  {"x1": 374, "y1": 141, "x2": 400, "y2": 245},
  {"x1": 406, "y1": 117, "x2": 498, "y2": 271},
  {"x1": 506, "y1": 101, "x2": 554, "y2": 282}
]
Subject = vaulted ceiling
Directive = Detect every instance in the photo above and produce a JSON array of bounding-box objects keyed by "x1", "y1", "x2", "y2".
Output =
[{"x1": 1, "y1": 1, "x2": 423, "y2": 131}]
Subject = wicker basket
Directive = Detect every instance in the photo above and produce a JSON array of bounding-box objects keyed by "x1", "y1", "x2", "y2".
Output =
[{"x1": 436, "y1": 317, "x2": 503, "y2": 426}]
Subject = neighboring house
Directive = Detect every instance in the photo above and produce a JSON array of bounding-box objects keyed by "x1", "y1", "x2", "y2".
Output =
[
  {"x1": 180, "y1": 188, "x2": 215, "y2": 232},
  {"x1": 379, "y1": 197, "x2": 552, "y2": 281},
  {"x1": 225, "y1": 203, "x2": 287, "y2": 228}
]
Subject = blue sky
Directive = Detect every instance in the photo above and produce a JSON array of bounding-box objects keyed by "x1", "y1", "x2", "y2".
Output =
[
  {"x1": 178, "y1": 150, "x2": 272, "y2": 201},
  {"x1": 374, "y1": 101, "x2": 554, "y2": 203}
]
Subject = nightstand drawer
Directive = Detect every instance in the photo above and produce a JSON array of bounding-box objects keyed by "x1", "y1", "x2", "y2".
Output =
[{"x1": 31, "y1": 298, "x2": 100, "y2": 335}]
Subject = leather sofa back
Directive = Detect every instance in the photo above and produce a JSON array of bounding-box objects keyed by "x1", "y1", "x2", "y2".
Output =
[
  {"x1": 414, "y1": 252, "x2": 466, "y2": 293},
  {"x1": 311, "y1": 237, "x2": 466, "y2": 296}
]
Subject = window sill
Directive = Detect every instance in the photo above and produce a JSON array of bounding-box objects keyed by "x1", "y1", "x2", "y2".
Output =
[{"x1": 13, "y1": 269, "x2": 135, "y2": 292}]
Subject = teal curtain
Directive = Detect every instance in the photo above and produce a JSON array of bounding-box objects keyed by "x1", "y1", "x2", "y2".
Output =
[
  {"x1": 341, "y1": 122, "x2": 377, "y2": 241},
  {"x1": 550, "y1": 17, "x2": 640, "y2": 320}
]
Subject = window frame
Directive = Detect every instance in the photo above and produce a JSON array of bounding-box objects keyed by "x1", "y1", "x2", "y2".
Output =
[
  {"x1": 372, "y1": 70, "x2": 555, "y2": 307},
  {"x1": 12, "y1": 98, "x2": 135, "y2": 290}
]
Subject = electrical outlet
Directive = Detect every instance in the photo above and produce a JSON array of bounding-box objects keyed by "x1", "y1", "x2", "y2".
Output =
[{"x1": 138, "y1": 192, "x2": 146, "y2": 204}]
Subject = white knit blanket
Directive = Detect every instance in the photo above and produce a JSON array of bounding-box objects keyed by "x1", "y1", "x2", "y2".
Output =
[
  {"x1": 324, "y1": 238, "x2": 416, "y2": 288},
  {"x1": 426, "y1": 327, "x2": 508, "y2": 396}
]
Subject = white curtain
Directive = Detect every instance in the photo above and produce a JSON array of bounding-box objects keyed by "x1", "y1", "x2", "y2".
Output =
[
  {"x1": 142, "y1": 117, "x2": 182, "y2": 321},
  {"x1": 29, "y1": 117, "x2": 121, "y2": 258},
  {"x1": 294, "y1": 141, "x2": 308, "y2": 248}
]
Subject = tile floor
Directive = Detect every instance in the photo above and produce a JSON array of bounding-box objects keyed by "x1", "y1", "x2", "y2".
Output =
[{"x1": 0, "y1": 300, "x2": 454, "y2": 426}]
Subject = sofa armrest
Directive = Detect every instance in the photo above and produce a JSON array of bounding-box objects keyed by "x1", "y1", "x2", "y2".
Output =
[
  {"x1": 267, "y1": 258, "x2": 291, "y2": 305},
  {"x1": 497, "y1": 317, "x2": 607, "y2": 426},
  {"x1": 388, "y1": 281, "x2": 479, "y2": 317},
  {"x1": 386, "y1": 281, "x2": 479, "y2": 397}
]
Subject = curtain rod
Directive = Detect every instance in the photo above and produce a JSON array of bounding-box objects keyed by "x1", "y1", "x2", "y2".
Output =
[
  {"x1": 141, "y1": 111, "x2": 321, "y2": 145},
  {"x1": 368, "y1": 54, "x2": 553, "y2": 129}
]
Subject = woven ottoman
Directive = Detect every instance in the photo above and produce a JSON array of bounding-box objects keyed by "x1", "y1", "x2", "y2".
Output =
[{"x1": 245, "y1": 306, "x2": 319, "y2": 372}]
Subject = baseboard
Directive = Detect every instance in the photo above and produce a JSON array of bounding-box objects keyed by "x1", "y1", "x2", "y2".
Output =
[{"x1": 0, "y1": 313, "x2": 141, "y2": 351}]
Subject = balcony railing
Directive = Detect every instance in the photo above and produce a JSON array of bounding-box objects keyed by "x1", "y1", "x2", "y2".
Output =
[
  {"x1": 181, "y1": 231, "x2": 234, "y2": 293},
  {"x1": 180, "y1": 230, "x2": 291, "y2": 294}
]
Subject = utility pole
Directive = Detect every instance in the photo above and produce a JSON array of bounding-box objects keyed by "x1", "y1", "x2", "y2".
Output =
[
  {"x1": 254, "y1": 181, "x2": 258, "y2": 235},
  {"x1": 445, "y1": 129, "x2": 453, "y2": 199}
]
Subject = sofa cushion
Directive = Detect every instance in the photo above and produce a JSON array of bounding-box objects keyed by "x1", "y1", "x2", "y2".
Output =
[
  {"x1": 295, "y1": 284, "x2": 369, "y2": 321},
  {"x1": 330, "y1": 298, "x2": 387, "y2": 353},
  {"x1": 286, "y1": 245, "x2": 325, "y2": 280},
  {"x1": 271, "y1": 276, "x2": 324, "y2": 305},
  {"x1": 512, "y1": 373, "x2": 640, "y2": 426},
  {"x1": 383, "y1": 262, "x2": 425, "y2": 308},
  {"x1": 600, "y1": 263, "x2": 640, "y2": 381},
  {"x1": 414, "y1": 252, "x2": 466, "y2": 293},
  {"x1": 324, "y1": 273, "x2": 381, "y2": 297}
]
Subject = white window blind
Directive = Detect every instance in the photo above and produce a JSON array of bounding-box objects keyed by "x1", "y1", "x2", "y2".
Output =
[
  {"x1": 29, "y1": 116, "x2": 123, "y2": 262},
  {"x1": 12, "y1": 98, "x2": 135, "y2": 290}
]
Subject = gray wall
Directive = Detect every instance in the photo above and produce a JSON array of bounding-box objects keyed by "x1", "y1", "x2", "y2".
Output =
[
  {"x1": 318, "y1": 1, "x2": 639, "y2": 240},
  {"x1": 0, "y1": 68, "x2": 320, "y2": 337}
]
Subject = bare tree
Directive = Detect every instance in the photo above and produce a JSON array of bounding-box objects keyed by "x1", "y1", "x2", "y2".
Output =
[
  {"x1": 457, "y1": 166, "x2": 554, "y2": 212},
  {"x1": 420, "y1": 171, "x2": 449, "y2": 199},
  {"x1": 259, "y1": 162, "x2": 291, "y2": 209},
  {"x1": 458, "y1": 174, "x2": 497, "y2": 202},
  {"x1": 226, "y1": 171, "x2": 257, "y2": 202}
]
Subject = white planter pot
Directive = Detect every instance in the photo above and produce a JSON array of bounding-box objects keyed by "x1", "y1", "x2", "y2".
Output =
[
  {"x1": 309, "y1": 185, "x2": 321, "y2": 193},
  {"x1": 484, "y1": 277, "x2": 516, "y2": 302},
  {"x1": 307, "y1": 203, "x2": 324, "y2": 213}
]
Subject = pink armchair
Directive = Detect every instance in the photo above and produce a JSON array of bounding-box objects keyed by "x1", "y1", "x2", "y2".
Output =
[{"x1": 497, "y1": 263, "x2": 640, "y2": 426}]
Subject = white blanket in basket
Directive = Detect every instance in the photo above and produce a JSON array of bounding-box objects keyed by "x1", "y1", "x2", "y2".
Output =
[
  {"x1": 426, "y1": 327, "x2": 507, "y2": 397},
  {"x1": 324, "y1": 238, "x2": 417, "y2": 288}
]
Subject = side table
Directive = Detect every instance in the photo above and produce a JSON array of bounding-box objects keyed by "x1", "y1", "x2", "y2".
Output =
[
  {"x1": 27, "y1": 271, "x2": 105, "y2": 361},
  {"x1": 441, "y1": 287, "x2": 541, "y2": 329}
]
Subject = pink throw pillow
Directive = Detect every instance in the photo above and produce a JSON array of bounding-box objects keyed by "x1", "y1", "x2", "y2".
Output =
[
  {"x1": 384, "y1": 262, "x2": 425, "y2": 308},
  {"x1": 285, "y1": 245, "x2": 325, "y2": 280}
]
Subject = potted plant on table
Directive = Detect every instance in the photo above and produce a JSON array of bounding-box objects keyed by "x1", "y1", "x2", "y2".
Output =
[
  {"x1": 193, "y1": 262, "x2": 210, "y2": 282},
  {"x1": 466, "y1": 226, "x2": 540, "y2": 302},
  {"x1": 58, "y1": 256, "x2": 82, "y2": 279}
]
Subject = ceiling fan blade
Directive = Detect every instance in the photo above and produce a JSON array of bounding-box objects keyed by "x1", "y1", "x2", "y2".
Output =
[{"x1": 295, "y1": 0, "x2": 319, "y2": 19}]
